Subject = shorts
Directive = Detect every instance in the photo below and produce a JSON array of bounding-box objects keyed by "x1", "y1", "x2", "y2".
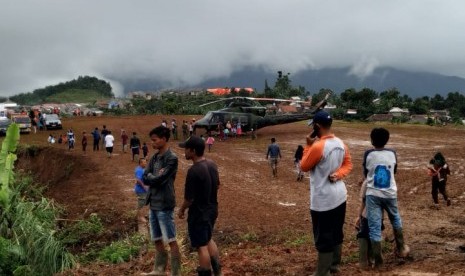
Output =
[
  {"x1": 149, "y1": 209, "x2": 177, "y2": 243},
  {"x1": 136, "y1": 193, "x2": 147, "y2": 209},
  {"x1": 106, "y1": 146, "x2": 113, "y2": 153},
  {"x1": 188, "y1": 217, "x2": 216, "y2": 248},
  {"x1": 269, "y1": 157, "x2": 278, "y2": 167}
]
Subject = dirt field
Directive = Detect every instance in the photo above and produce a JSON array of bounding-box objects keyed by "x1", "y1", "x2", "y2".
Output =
[{"x1": 13, "y1": 115, "x2": 465, "y2": 275}]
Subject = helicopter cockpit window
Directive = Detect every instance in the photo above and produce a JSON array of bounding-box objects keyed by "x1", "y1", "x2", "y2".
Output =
[{"x1": 212, "y1": 114, "x2": 220, "y2": 123}]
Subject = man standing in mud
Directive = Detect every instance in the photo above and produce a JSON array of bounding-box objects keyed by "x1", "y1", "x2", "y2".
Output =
[
  {"x1": 91, "y1": 127, "x2": 100, "y2": 151},
  {"x1": 300, "y1": 110, "x2": 353, "y2": 276},
  {"x1": 101, "y1": 125, "x2": 109, "y2": 148},
  {"x1": 142, "y1": 126, "x2": 181, "y2": 276},
  {"x1": 130, "y1": 132, "x2": 141, "y2": 162},
  {"x1": 178, "y1": 136, "x2": 222, "y2": 276},
  {"x1": 266, "y1": 137, "x2": 282, "y2": 177}
]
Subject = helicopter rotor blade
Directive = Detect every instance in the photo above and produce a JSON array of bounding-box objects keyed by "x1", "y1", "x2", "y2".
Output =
[
  {"x1": 310, "y1": 91, "x2": 332, "y2": 113},
  {"x1": 198, "y1": 98, "x2": 230, "y2": 107}
]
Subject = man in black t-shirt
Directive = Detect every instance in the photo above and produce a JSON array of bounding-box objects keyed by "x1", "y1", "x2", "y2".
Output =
[
  {"x1": 101, "y1": 125, "x2": 109, "y2": 147},
  {"x1": 178, "y1": 136, "x2": 221, "y2": 276},
  {"x1": 129, "y1": 132, "x2": 141, "y2": 161}
]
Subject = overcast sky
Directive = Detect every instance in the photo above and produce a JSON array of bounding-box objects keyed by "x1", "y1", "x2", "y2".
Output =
[{"x1": 1, "y1": 0, "x2": 465, "y2": 96}]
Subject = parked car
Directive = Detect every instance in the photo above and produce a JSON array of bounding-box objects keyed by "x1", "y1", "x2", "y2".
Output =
[
  {"x1": 10, "y1": 114, "x2": 32, "y2": 133},
  {"x1": 86, "y1": 108, "x2": 104, "y2": 116},
  {"x1": 0, "y1": 118, "x2": 12, "y2": 135},
  {"x1": 44, "y1": 114, "x2": 63, "y2": 130}
]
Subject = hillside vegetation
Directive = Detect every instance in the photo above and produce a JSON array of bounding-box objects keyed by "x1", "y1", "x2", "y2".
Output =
[
  {"x1": 46, "y1": 89, "x2": 109, "y2": 104},
  {"x1": 10, "y1": 76, "x2": 113, "y2": 105}
]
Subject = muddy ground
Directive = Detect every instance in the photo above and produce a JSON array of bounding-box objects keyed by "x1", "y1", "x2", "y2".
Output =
[{"x1": 13, "y1": 115, "x2": 465, "y2": 275}]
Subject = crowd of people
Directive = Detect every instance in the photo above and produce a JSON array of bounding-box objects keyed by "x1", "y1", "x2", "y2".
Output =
[
  {"x1": 262, "y1": 110, "x2": 458, "y2": 275},
  {"x1": 41, "y1": 114, "x2": 461, "y2": 275}
]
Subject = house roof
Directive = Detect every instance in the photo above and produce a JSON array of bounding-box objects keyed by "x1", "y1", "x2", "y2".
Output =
[
  {"x1": 207, "y1": 88, "x2": 254, "y2": 95},
  {"x1": 367, "y1": 114, "x2": 394, "y2": 121},
  {"x1": 389, "y1": 107, "x2": 409, "y2": 113}
]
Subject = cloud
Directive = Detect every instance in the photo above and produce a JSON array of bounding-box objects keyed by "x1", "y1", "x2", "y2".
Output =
[
  {"x1": 348, "y1": 56, "x2": 380, "y2": 79},
  {"x1": 1, "y1": 0, "x2": 465, "y2": 96}
]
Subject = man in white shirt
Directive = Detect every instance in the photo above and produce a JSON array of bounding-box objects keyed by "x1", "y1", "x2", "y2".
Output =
[{"x1": 104, "y1": 130, "x2": 115, "y2": 158}]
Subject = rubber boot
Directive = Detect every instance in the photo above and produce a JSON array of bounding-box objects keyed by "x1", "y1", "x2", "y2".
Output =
[
  {"x1": 330, "y1": 244, "x2": 342, "y2": 274},
  {"x1": 170, "y1": 255, "x2": 181, "y2": 276},
  {"x1": 371, "y1": 240, "x2": 383, "y2": 269},
  {"x1": 358, "y1": 238, "x2": 370, "y2": 270},
  {"x1": 313, "y1": 251, "x2": 333, "y2": 276},
  {"x1": 197, "y1": 267, "x2": 212, "y2": 276},
  {"x1": 141, "y1": 250, "x2": 168, "y2": 275},
  {"x1": 393, "y1": 228, "x2": 410, "y2": 258},
  {"x1": 211, "y1": 256, "x2": 222, "y2": 276}
]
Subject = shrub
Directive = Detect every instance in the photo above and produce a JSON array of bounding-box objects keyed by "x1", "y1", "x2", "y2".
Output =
[
  {"x1": 0, "y1": 236, "x2": 24, "y2": 275},
  {"x1": 59, "y1": 213, "x2": 104, "y2": 246},
  {"x1": 97, "y1": 234, "x2": 146, "y2": 264}
]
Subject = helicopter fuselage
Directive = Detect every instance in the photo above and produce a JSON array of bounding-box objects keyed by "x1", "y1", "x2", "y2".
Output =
[{"x1": 193, "y1": 109, "x2": 316, "y2": 133}]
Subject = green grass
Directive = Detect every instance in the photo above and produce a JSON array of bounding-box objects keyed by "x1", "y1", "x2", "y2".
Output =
[
  {"x1": 284, "y1": 234, "x2": 313, "y2": 247},
  {"x1": 97, "y1": 234, "x2": 146, "y2": 264},
  {"x1": 240, "y1": 232, "x2": 259, "y2": 242},
  {"x1": 46, "y1": 89, "x2": 110, "y2": 103}
]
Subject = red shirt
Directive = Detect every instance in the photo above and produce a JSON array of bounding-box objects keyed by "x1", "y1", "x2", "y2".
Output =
[{"x1": 121, "y1": 133, "x2": 129, "y2": 144}]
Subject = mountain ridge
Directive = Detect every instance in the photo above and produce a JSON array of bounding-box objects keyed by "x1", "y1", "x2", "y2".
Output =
[{"x1": 119, "y1": 66, "x2": 465, "y2": 98}]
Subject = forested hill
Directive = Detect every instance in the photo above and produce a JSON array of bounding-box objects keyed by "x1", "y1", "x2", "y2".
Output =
[{"x1": 10, "y1": 76, "x2": 114, "y2": 105}]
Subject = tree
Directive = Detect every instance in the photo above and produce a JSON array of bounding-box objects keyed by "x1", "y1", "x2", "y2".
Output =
[
  {"x1": 430, "y1": 94, "x2": 445, "y2": 110},
  {"x1": 264, "y1": 80, "x2": 272, "y2": 98},
  {"x1": 238, "y1": 88, "x2": 251, "y2": 97},
  {"x1": 410, "y1": 98, "x2": 430, "y2": 114},
  {"x1": 273, "y1": 71, "x2": 292, "y2": 98}
]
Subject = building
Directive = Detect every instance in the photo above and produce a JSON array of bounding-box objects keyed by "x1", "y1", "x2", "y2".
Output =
[
  {"x1": 206, "y1": 88, "x2": 254, "y2": 95},
  {"x1": 367, "y1": 114, "x2": 394, "y2": 122},
  {"x1": 409, "y1": 114, "x2": 428, "y2": 124},
  {"x1": 389, "y1": 107, "x2": 409, "y2": 117}
]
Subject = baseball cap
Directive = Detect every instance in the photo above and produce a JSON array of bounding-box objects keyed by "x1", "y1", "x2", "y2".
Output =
[
  {"x1": 178, "y1": 136, "x2": 205, "y2": 152},
  {"x1": 308, "y1": 110, "x2": 332, "y2": 126}
]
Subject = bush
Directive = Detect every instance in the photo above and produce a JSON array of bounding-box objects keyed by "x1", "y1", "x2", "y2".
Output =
[
  {"x1": 0, "y1": 237, "x2": 24, "y2": 275},
  {"x1": 97, "y1": 234, "x2": 146, "y2": 264},
  {"x1": 59, "y1": 213, "x2": 104, "y2": 246}
]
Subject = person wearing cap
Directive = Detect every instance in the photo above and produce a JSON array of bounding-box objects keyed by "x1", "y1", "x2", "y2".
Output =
[
  {"x1": 141, "y1": 126, "x2": 181, "y2": 276},
  {"x1": 300, "y1": 110, "x2": 353, "y2": 276},
  {"x1": 266, "y1": 137, "x2": 282, "y2": 178},
  {"x1": 178, "y1": 136, "x2": 222, "y2": 276}
]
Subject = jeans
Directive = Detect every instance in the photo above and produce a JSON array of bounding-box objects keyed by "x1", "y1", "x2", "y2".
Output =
[
  {"x1": 149, "y1": 209, "x2": 177, "y2": 243},
  {"x1": 366, "y1": 195, "x2": 402, "y2": 242}
]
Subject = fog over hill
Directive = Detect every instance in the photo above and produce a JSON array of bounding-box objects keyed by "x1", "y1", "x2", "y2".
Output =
[{"x1": 119, "y1": 67, "x2": 465, "y2": 98}]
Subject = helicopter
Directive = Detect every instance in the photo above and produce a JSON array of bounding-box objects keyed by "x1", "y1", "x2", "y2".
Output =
[{"x1": 193, "y1": 92, "x2": 331, "y2": 134}]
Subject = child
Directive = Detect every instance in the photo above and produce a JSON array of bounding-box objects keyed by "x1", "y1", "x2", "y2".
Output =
[
  {"x1": 142, "y1": 142, "x2": 148, "y2": 158},
  {"x1": 428, "y1": 152, "x2": 451, "y2": 208},
  {"x1": 82, "y1": 131, "x2": 88, "y2": 154},
  {"x1": 48, "y1": 134, "x2": 55, "y2": 144},
  {"x1": 363, "y1": 128, "x2": 409, "y2": 269},
  {"x1": 134, "y1": 158, "x2": 148, "y2": 225},
  {"x1": 206, "y1": 134, "x2": 215, "y2": 152},
  {"x1": 67, "y1": 129, "x2": 75, "y2": 150},
  {"x1": 294, "y1": 145, "x2": 304, "y2": 181}
]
